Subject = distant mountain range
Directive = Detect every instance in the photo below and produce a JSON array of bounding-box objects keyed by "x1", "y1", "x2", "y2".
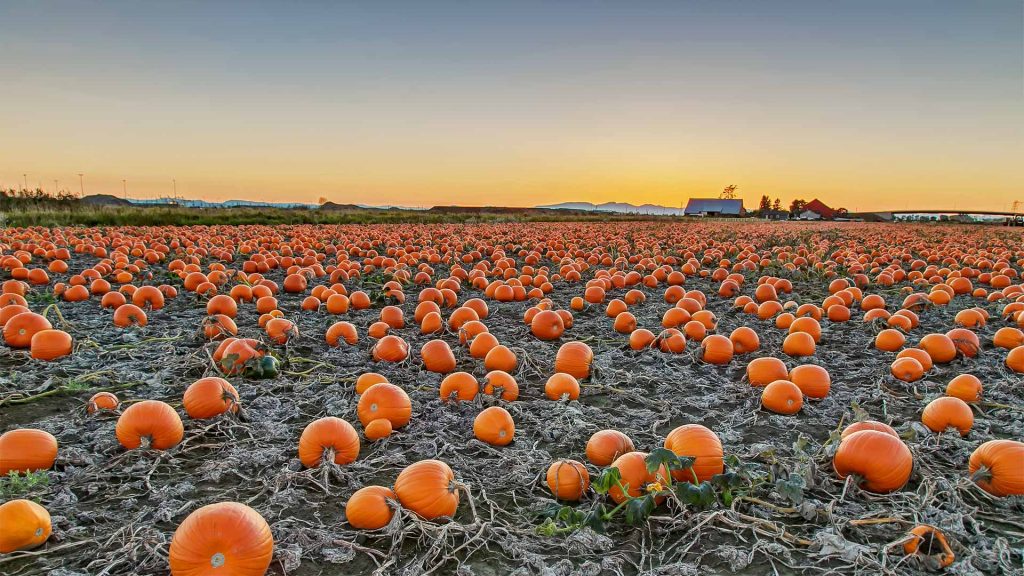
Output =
[
  {"x1": 537, "y1": 201, "x2": 687, "y2": 216},
  {"x1": 81, "y1": 195, "x2": 426, "y2": 211}
]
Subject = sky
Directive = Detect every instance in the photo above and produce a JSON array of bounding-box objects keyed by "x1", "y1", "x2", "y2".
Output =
[{"x1": 1, "y1": 1, "x2": 1021, "y2": 211}]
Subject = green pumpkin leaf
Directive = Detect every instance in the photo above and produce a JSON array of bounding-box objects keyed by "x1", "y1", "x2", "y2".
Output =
[
  {"x1": 624, "y1": 494, "x2": 656, "y2": 526},
  {"x1": 776, "y1": 473, "x2": 806, "y2": 505}
]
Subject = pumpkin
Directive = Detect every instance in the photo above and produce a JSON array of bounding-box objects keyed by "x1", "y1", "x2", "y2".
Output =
[
  {"x1": 729, "y1": 327, "x2": 760, "y2": 354},
  {"x1": 629, "y1": 328, "x2": 656, "y2": 350},
  {"x1": 782, "y1": 332, "x2": 815, "y2": 357},
  {"x1": 969, "y1": 439, "x2": 1024, "y2": 496},
  {"x1": 919, "y1": 333, "x2": 957, "y2": 364},
  {"x1": 0, "y1": 499, "x2": 51, "y2": 554},
  {"x1": 205, "y1": 294, "x2": 237, "y2": 318},
  {"x1": 372, "y1": 335, "x2": 409, "y2": 362},
  {"x1": 484, "y1": 344, "x2": 518, "y2": 372},
  {"x1": 1007, "y1": 345, "x2": 1024, "y2": 373},
  {"x1": 655, "y1": 328, "x2": 687, "y2": 353},
  {"x1": 265, "y1": 317, "x2": 298, "y2": 344},
  {"x1": 202, "y1": 314, "x2": 238, "y2": 340},
  {"x1": 946, "y1": 374, "x2": 982, "y2": 403},
  {"x1": 700, "y1": 334, "x2": 734, "y2": 364},
  {"x1": 357, "y1": 383, "x2": 411, "y2": 428},
  {"x1": 607, "y1": 452, "x2": 670, "y2": 504},
  {"x1": 896, "y1": 347, "x2": 933, "y2": 372},
  {"x1": 903, "y1": 525, "x2": 954, "y2": 568},
  {"x1": 788, "y1": 364, "x2": 830, "y2": 399},
  {"x1": 440, "y1": 372, "x2": 479, "y2": 402},
  {"x1": 29, "y1": 329, "x2": 72, "y2": 361},
  {"x1": 546, "y1": 459, "x2": 590, "y2": 501},
  {"x1": 833, "y1": 430, "x2": 912, "y2": 493},
  {"x1": 421, "y1": 339, "x2": 456, "y2": 373},
  {"x1": 112, "y1": 303, "x2": 148, "y2": 327},
  {"x1": 875, "y1": 329, "x2": 905, "y2": 352},
  {"x1": 3, "y1": 311, "x2": 52, "y2": 348},
  {"x1": 298, "y1": 417, "x2": 360, "y2": 467},
  {"x1": 345, "y1": 486, "x2": 396, "y2": 530},
  {"x1": 115, "y1": 400, "x2": 184, "y2": 450},
  {"x1": 789, "y1": 316, "x2": 821, "y2": 343},
  {"x1": 890, "y1": 357, "x2": 925, "y2": 382},
  {"x1": 946, "y1": 328, "x2": 980, "y2": 358},
  {"x1": 169, "y1": 502, "x2": 273, "y2": 576},
  {"x1": 482, "y1": 370, "x2": 519, "y2": 401},
  {"x1": 87, "y1": 391, "x2": 120, "y2": 414},
  {"x1": 0, "y1": 428, "x2": 58, "y2": 475},
  {"x1": 993, "y1": 327, "x2": 1024, "y2": 350},
  {"x1": 663, "y1": 424, "x2": 724, "y2": 483},
  {"x1": 393, "y1": 459, "x2": 460, "y2": 520},
  {"x1": 380, "y1": 305, "x2": 405, "y2": 329},
  {"x1": 530, "y1": 309, "x2": 565, "y2": 340},
  {"x1": 585, "y1": 429, "x2": 635, "y2": 466},
  {"x1": 841, "y1": 420, "x2": 897, "y2": 439},
  {"x1": 921, "y1": 396, "x2": 973, "y2": 436},
  {"x1": 473, "y1": 406, "x2": 515, "y2": 446},
  {"x1": 355, "y1": 373, "x2": 388, "y2": 394},
  {"x1": 746, "y1": 357, "x2": 788, "y2": 387},
  {"x1": 364, "y1": 418, "x2": 393, "y2": 441},
  {"x1": 761, "y1": 380, "x2": 803, "y2": 415},
  {"x1": 554, "y1": 341, "x2": 593, "y2": 379},
  {"x1": 469, "y1": 332, "x2": 499, "y2": 358},
  {"x1": 544, "y1": 372, "x2": 580, "y2": 400},
  {"x1": 326, "y1": 321, "x2": 358, "y2": 347},
  {"x1": 183, "y1": 377, "x2": 239, "y2": 420}
]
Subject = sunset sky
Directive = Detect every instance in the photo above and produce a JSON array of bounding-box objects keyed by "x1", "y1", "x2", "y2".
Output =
[{"x1": 1, "y1": 1, "x2": 1021, "y2": 211}]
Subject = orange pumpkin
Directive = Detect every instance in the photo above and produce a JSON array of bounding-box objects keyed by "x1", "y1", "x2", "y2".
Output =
[
  {"x1": 372, "y1": 335, "x2": 409, "y2": 362},
  {"x1": 546, "y1": 459, "x2": 590, "y2": 501},
  {"x1": 0, "y1": 499, "x2": 51, "y2": 554},
  {"x1": 0, "y1": 428, "x2": 58, "y2": 475},
  {"x1": 357, "y1": 383, "x2": 411, "y2": 428},
  {"x1": 440, "y1": 372, "x2": 479, "y2": 402},
  {"x1": 788, "y1": 364, "x2": 830, "y2": 399},
  {"x1": 945, "y1": 374, "x2": 982, "y2": 403},
  {"x1": 921, "y1": 396, "x2": 973, "y2": 436},
  {"x1": 761, "y1": 380, "x2": 803, "y2": 415},
  {"x1": 115, "y1": 400, "x2": 184, "y2": 450},
  {"x1": 169, "y1": 502, "x2": 273, "y2": 576},
  {"x1": 473, "y1": 406, "x2": 515, "y2": 446},
  {"x1": 482, "y1": 370, "x2": 519, "y2": 401},
  {"x1": 182, "y1": 377, "x2": 240, "y2": 420},
  {"x1": 841, "y1": 420, "x2": 897, "y2": 439},
  {"x1": 746, "y1": 357, "x2": 789, "y2": 387},
  {"x1": 393, "y1": 459, "x2": 460, "y2": 520},
  {"x1": 484, "y1": 344, "x2": 518, "y2": 372},
  {"x1": 345, "y1": 486, "x2": 396, "y2": 530},
  {"x1": 585, "y1": 429, "x2": 635, "y2": 466},
  {"x1": 544, "y1": 372, "x2": 580, "y2": 400},
  {"x1": 663, "y1": 424, "x2": 723, "y2": 483},
  {"x1": 554, "y1": 341, "x2": 593, "y2": 379},
  {"x1": 969, "y1": 439, "x2": 1024, "y2": 496},
  {"x1": 903, "y1": 525, "x2": 954, "y2": 568},
  {"x1": 3, "y1": 311, "x2": 52, "y2": 348},
  {"x1": 364, "y1": 418, "x2": 393, "y2": 441},
  {"x1": 421, "y1": 339, "x2": 457, "y2": 373},
  {"x1": 87, "y1": 391, "x2": 120, "y2": 414},
  {"x1": 29, "y1": 329, "x2": 72, "y2": 361},
  {"x1": 607, "y1": 451, "x2": 670, "y2": 504},
  {"x1": 298, "y1": 417, "x2": 360, "y2": 467},
  {"x1": 833, "y1": 430, "x2": 912, "y2": 493}
]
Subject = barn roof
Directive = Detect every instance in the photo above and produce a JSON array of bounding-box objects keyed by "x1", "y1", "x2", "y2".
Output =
[
  {"x1": 803, "y1": 199, "x2": 835, "y2": 219},
  {"x1": 683, "y1": 198, "x2": 745, "y2": 215}
]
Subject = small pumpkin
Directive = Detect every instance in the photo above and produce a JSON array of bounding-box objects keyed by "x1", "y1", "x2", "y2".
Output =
[
  {"x1": 663, "y1": 424, "x2": 723, "y2": 483},
  {"x1": 761, "y1": 380, "x2": 803, "y2": 414},
  {"x1": 945, "y1": 374, "x2": 982, "y2": 403},
  {"x1": 546, "y1": 459, "x2": 590, "y2": 501},
  {"x1": 393, "y1": 459, "x2": 460, "y2": 520},
  {"x1": 440, "y1": 372, "x2": 479, "y2": 402},
  {"x1": 700, "y1": 334, "x2": 734, "y2": 364},
  {"x1": 115, "y1": 400, "x2": 184, "y2": 450},
  {"x1": 530, "y1": 309, "x2": 565, "y2": 340},
  {"x1": 364, "y1": 418, "x2": 393, "y2": 441},
  {"x1": 182, "y1": 377, "x2": 240, "y2": 420},
  {"x1": 0, "y1": 499, "x2": 51, "y2": 554},
  {"x1": 298, "y1": 417, "x2": 360, "y2": 467},
  {"x1": 87, "y1": 391, "x2": 120, "y2": 414},
  {"x1": 345, "y1": 486, "x2": 396, "y2": 530},
  {"x1": 544, "y1": 372, "x2": 580, "y2": 400},
  {"x1": 788, "y1": 364, "x2": 830, "y2": 399},
  {"x1": 841, "y1": 420, "x2": 897, "y2": 439},
  {"x1": 554, "y1": 341, "x2": 593, "y2": 379},
  {"x1": 746, "y1": 357, "x2": 788, "y2": 387},
  {"x1": 372, "y1": 335, "x2": 409, "y2": 362},
  {"x1": 484, "y1": 344, "x2": 518, "y2": 372},
  {"x1": 903, "y1": 525, "x2": 954, "y2": 568},
  {"x1": 169, "y1": 502, "x2": 273, "y2": 576},
  {"x1": 355, "y1": 372, "x2": 388, "y2": 394},
  {"x1": 921, "y1": 396, "x2": 973, "y2": 436},
  {"x1": 421, "y1": 339, "x2": 457, "y2": 373},
  {"x1": 30, "y1": 329, "x2": 72, "y2": 361},
  {"x1": 585, "y1": 429, "x2": 635, "y2": 466},
  {"x1": 326, "y1": 321, "x2": 358, "y2": 347},
  {"x1": 607, "y1": 451, "x2": 670, "y2": 504},
  {"x1": 482, "y1": 370, "x2": 519, "y2": 401},
  {"x1": 357, "y1": 383, "x2": 412, "y2": 428},
  {"x1": 473, "y1": 406, "x2": 515, "y2": 446}
]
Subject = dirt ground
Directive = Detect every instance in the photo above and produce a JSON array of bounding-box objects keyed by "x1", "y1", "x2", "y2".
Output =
[{"x1": 1, "y1": 223, "x2": 1022, "y2": 576}]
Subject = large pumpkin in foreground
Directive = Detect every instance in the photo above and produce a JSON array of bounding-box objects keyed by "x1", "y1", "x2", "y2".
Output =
[
  {"x1": 169, "y1": 502, "x2": 273, "y2": 576},
  {"x1": 969, "y1": 439, "x2": 1024, "y2": 497},
  {"x1": 0, "y1": 428, "x2": 58, "y2": 476},
  {"x1": 0, "y1": 499, "x2": 51, "y2": 553},
  {"x1": 393, "y1": 459, "x2": 459, "y2": 520}
]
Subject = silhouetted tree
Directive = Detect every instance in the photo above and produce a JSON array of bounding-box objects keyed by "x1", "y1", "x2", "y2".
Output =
[
  {"x1": 757, "y1": 195, "x2": 771, "y2": 215},
  {"x1": 789, "y1": 199, "x2": 807, "y2": 215},
  {"x1": 772, "y1": 198, "x2": 782, "y2": 212}
]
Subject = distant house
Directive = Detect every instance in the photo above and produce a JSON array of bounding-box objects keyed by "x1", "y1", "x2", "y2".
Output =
[
  {"x1": 683, "y1": 198, "x2": 745, "y2": 217},
  {"x1": 801, "y1": 199, "x2": 836, "y2": 220},
  {"x1": 762, "y1": 209, "x2": 789, "y2": 220}
]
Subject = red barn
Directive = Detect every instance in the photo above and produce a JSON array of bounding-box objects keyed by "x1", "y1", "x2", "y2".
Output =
[{"x1": 803, "y1": 199, "x2": 836, "y2": 220}]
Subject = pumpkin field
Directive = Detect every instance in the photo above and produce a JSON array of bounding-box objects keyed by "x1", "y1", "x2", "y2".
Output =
[{"x1": 1, "y1": 220, "x2": 1023, "y2": 576}]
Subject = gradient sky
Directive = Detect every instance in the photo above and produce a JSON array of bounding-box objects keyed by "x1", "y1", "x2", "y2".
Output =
[{"x1": 1, "y1": 1, "x2": 1021, "y2": 211}]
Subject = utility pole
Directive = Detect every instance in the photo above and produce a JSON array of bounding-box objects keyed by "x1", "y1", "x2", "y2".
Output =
[
  {"x1": 54, "y1": 180, "x2": 59, "y2": 194},
  {"x1": 23, "y1": 174, "x2": 28, "y2": 191},
  {"x1": 173, "y1": 178, "x2": 177, "y2": 200},
  {"x1": 123, "y1": 179, "x2": 127, "y2": 201},
  {"x1": 78, "y1": 173, "x2": 84, "y2": 197}
]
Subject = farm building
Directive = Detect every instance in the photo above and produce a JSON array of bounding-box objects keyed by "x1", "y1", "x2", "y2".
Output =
[
  {"x1": 683, "y1": 198, "x2": 745, "y2": 217},
  {"x1": 801, "y1": 199, "x2": 836, "y2": 220}
]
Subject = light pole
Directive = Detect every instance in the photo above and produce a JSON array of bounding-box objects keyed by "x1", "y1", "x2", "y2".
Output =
[
  {"x1": 173, "y1": 178, "x2": 177, "y2": 199},
  {"x1": 123, "y1": 179, "x2": 127, "y2": 201},
  {"x1": 78, "y1": 173, "x2": 84, "y2": 197},
  {"x1": 54, "y1": 180, "x2": 59, "y2": 195},
  {"x1": 23, "y1": 174, "x2": 27, "y2": 191}
]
